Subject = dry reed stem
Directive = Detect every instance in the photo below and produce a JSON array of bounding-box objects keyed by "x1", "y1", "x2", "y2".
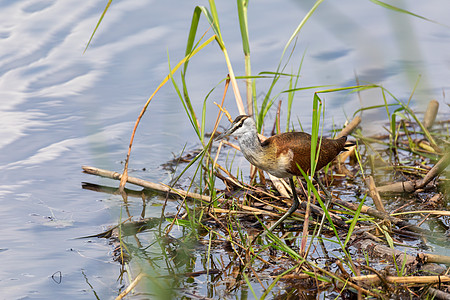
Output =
[
  {"x1": 83, "y1": 166, "x2": 210, "y2": 202},
  {"x1": 352, "y1": 275, "x2": 450, "y2": 285},
  {"x1": 365, "y1": 176, "x2": 386, "y2": 213},
  {"x1": 338, "y1": 116, "x2": 361, "y2": 138},
  {"x1": 417, "y1": 253, "x2": 450, "y2": 265},
  {"x1": 115, "y1": 273, "x2": 147, "y2": 300},
  {"x1": 427, "y1": 287, "x2": 450, "y2": 300},
  {"x1": 423, "y1": 99, "x2": 439, "y2": 129},
  {"x1": 418, "y1": 151, "x2": 450, "y2": 188},
  {"x1": 210, "y1": 205, "x2": 280, "y2": 217},
  {"x1": 393, "y1": 209, "x2": 450, "y2": 217},
  {"x1": 268, "y1": 173, "x2": 291, "y2": 197}
]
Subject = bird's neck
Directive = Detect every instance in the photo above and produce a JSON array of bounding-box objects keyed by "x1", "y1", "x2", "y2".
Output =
[{"x1": 237, "y1": 130, "x2": 264, "y2": 166}]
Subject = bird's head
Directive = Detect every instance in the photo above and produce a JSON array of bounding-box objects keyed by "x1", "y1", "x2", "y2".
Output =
[{"x1": 215, "y1": 115, "x2": 255, "y2": 141}]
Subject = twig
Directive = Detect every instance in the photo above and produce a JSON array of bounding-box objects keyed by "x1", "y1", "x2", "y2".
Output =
[
  {"x1": 210, "y1": 205, "x2": 280, "y2": 217},
  {"x1": 115, "y1": 273, "x2": 147, "y2": 300},
  {"x1": 82, "y1": 166, "x2": 209, "y2": 202},
  {"x1": 360, "y1": 265, "x2": 392, "y2": 292},
  {"x1": 376, "y1": 151, "x2": 450, "y2": 193},
  {"x1": 417, "y1": 151, "x2": 450, "y2": 189},
  {"x1": 338, "y1": 116, "x2": 361, "y2": 138},
  {"x1": 365, "y1": 176, "x2": 386, "y2": 213},
  {"x1": 417, "y1": 253, "x2": 450, "y2": 265},
  {"x1": 351, "y1": 275, "x2": 450, "y2": 285},
  {"x1": 428, "y1": 287, "x2": 450, "y2": 300}
]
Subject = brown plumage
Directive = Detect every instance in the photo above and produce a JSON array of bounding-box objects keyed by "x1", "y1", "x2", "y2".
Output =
[{"x1": 261, "y1": 132, "x2": 348, "y2": 177}]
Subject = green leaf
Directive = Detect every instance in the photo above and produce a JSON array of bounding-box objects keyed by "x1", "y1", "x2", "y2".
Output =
[
  {"x1": 281, "y1": 0, "x2": 324, "y2": 61},
  {"x1": 344, "y1": 194, "x2": 366, "y2": 246},
  {"x1": 84, "y1": 0, "x2": 112, "y2": 53},
  {"x1": 237, "y1": 0, "x2": 250, "y2": 55},
  {"x1": 382, "y1": 224, "x2": 394, "y2": 249},
  {"x1": 369, "y1": 0, "x2": 442, "y2": 25}
]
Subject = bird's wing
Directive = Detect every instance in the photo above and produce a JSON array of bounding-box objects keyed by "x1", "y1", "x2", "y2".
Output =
[
  {"x1": 262, "y1": 132, "x2": 313, "y2": 175},
  {"x1": 262, "y1": 132, "x2": 347, "y2": 175}
]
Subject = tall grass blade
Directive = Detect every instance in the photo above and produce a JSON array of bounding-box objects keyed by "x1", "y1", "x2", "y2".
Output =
[
  {"x1": 280, "y1": 0, "x2": 324, "y2": 63},
  {"x1": 167, "y1": 53, "x2": 201, "y2": 140},
  {"x1": 183, "y1": 7, "x2": 203, "y2": 72},
  {"x1": 255, "y1": 1, "x2": 324, "y2": 130},
  {"x1": 352, "y1": 103, "x2": 398, "y2": 117},
  {"x1": 369, "y1": 0, "x2": 443, "y2": 25},
  {"x1": 207, "y1": 0, "x2": 223, "y2": 43},
  {"x1": 237, "y1": 0, "x2": 253, "y2": 115},
  {"x1": 84, "y1": 0, "x2": 111, "y2": 53},
  {"x1": 242, "y1": 273, "x2": 258, "y2": 299},
  {"x1": 310, "y1": 93, "x2": 323, "y2": 175},
  {"x1": 344, "y1": 194, "x2": 366, "y2": 246},
  {"x1": 237, "y1": 0, "x2": 250, "y2": 55},
  {"x1": 260, "y1": 265, "x2": 299, "y2": 300},
  {"x1": 194, "y1": 3, "x2": 245, "y2": 114},
  {"x1": 286, "y1": 50, "x2": 305, "y2": 131}
]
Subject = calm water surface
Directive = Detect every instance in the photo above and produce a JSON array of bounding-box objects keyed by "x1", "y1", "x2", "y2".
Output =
[{"x1": 1, "y1": 0, "x2": 449, "y2": 298}]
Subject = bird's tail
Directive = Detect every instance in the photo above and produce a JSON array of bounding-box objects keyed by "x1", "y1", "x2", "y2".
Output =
[{"x1": 343, "y1": 140, "x2": 356, "y2": 151}]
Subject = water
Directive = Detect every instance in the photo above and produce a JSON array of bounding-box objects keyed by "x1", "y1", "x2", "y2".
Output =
[{"x1": 1, "y1": 0, "x2": 449, "y2": 298}]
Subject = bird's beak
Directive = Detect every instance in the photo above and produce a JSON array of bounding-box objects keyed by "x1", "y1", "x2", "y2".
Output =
[{"x1": 215, "y1": 126, "x2": 234, "y2": 141}]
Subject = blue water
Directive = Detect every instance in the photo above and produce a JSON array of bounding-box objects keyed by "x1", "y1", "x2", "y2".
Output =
[{"x1": 1, "y1": 0, "x2": 449, "y2": 298}]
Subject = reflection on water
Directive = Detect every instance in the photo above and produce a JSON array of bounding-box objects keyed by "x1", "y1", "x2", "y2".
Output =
[{"x1": 0, "y1": 0, "x2": 449, "y2": 298}]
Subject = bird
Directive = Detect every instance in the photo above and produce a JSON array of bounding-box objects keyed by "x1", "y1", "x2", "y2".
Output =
[{"x1": 215, "y1": 115, "x2": 353, "y2": 232}]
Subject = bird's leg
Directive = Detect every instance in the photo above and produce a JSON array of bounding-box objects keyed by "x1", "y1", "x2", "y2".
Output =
[
  {"x1": 315, "y1": 174, "x2": 332, "y2": 201},
  {"x1": 267, "y1": 178, "x2": 300, "y2": 233},
  {"x1": 314, "y1": 174, "x2": 332, "y2": 237}
]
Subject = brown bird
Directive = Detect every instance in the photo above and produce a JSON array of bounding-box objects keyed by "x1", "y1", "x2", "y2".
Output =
[{"x1": 215, "y1": 115, "x2": 352, "y2": 232}]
